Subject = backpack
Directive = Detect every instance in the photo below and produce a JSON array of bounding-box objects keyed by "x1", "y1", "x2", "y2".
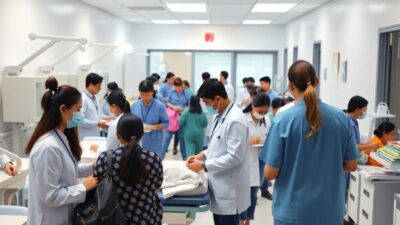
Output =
[{"x1": 73, "y1": 149, "x2": 126, "y2": 225}]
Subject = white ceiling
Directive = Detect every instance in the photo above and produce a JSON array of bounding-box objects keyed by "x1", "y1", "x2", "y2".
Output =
[{"x1": 81, "y1": 0, "x2": 332, "y2": 25}]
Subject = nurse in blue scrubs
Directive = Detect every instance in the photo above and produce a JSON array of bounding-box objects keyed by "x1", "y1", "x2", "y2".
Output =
[
  {"x1": 260, "y1": 60, "x2": 359, "y2": 225},
  {"x1": 131, "y1": 80, "x2": 169, "y2": 158},
  {"x1": 159, "y1": 72, "x2": 175, "y2": 103}
]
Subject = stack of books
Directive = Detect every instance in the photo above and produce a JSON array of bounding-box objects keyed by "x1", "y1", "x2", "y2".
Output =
[{"x1": 376, "y1": 141, "x2": 400, "y2": 165}]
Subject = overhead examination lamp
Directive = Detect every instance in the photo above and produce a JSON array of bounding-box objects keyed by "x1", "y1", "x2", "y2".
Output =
[
  {"x1": 3, "y1": 33, "x2": 87, "y2": 76},
  {"x1": 79, "y1": 42, "x2": 118, "y2": 72},
  {"x1": 40, "y1": 43, "x2": 85, "y2": 74}
]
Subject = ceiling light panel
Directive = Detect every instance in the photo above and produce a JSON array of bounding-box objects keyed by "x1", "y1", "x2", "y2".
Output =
[
  {"x1": 251, "y1": 3, "x2": 296, "y2": 13},
  {"x1": 181, "y1": 20, "x2": 210, "y2": 24},
  {"x1": 165, "y1": 3, "x2": 207, "y2": 12},
  {"x1": 152, "y1": 20, "x2": 181, "y2": 24}
]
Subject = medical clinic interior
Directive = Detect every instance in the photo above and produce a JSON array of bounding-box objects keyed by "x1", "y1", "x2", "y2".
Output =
[{"x1": 1, "y1": 0, "x2": 400, "y2": 225}]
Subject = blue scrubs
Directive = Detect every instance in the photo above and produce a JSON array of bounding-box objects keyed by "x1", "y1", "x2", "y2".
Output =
[
  {"x1": 159, "y1": 83, "x2": 173, "y2": 99},
  {"x1": 259, "y1": 99, "x2": 358, "y2": 225},
  {"x1": 162, "y1": 89, "x2": 191, "y2": 159},
  {"x1": 131, "y1": 99, "x2": 169, "y2": 158}
]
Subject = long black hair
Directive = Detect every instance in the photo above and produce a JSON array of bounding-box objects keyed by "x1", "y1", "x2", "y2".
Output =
[
  {"x1": 163, "y1": 72, "x2": 175, "y2": 83},
  {"x1": 106, "y1": 90, "x2": 131, "y2": 113},
  {"x1": 189, "y1": 96, "x2": 202, "y2": 114},
  {"x1": 104, "y1": 82, "x2": 119, "y2": 99},
  {"x1": 26, "y1": 76, "x2": 82, "y2": 160},
  {"x1": 374, "y1": 121, "x2": 396, "y2": 138},
  {"x1": 117, "y1": 114, "x2": 147, "y2": 186}
]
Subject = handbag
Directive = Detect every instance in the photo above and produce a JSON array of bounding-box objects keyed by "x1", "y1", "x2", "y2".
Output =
[
  {"x1": 166, "y1": 107, "x2": 180, "y2": 132},
  {"x1": 73, "y1": 149, "x2": 126, "y2": 225}
]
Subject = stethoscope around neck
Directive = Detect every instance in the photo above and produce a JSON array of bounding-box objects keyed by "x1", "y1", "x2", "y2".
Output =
[{"x1": 209, "y1": 103, "x2": 235, "y2": 141}]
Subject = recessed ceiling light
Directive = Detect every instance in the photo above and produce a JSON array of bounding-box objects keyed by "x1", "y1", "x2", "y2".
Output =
[
  {"x1": 251, "y1": 4, "x2": 296, "y2": 13},
  {"x1": 181, "y1": 20, "x2": 210, "y2": 24},
  {"x1": 165, "y1": 3, "x2": 207, "y2": 12},
  {"x1": 151, "y1": 20, "x2": 180, "y2": 24},
  {"x1": 243, "y1": 20, "x2": 271, "y2": 25}
]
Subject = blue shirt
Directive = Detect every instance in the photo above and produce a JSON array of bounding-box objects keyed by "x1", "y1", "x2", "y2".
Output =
[
  {"x1": 267, "y1": 89, "x2": 279, "y2": 102},
  {"x1": 259, "y1": 99, "x2": 358, "y2": 224},
  {"x1": 159, "y1": 83, "x2": 173, "y2": 98},
  {"x1": 131, "y1": 99, "x2": 169, "y2": 155},
  {"x1": 167, "y1": 89, "x2": 191, "y2": 108},
  {"x1": 347, "y1": 114, "x2": 360, "y2": 144}
]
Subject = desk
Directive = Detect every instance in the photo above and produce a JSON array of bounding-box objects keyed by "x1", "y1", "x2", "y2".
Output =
[
  {"x1": 0, "y1": 215, "x2": 27, "y2": 225},
  {"x1": 0, "y1": 158, "x2": 29, "y2": 205}
]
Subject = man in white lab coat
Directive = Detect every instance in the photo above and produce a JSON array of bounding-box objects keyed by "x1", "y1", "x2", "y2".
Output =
[
  {"x1": 79, "y1": 73, "x2": 108, "y2": 140},
  {"x1": 187, "y1": 79, "x2": 250, "y2": 225},
  {"x1": 219, "y1": 71, "x2": 234, "y2": 100},
  {"x1": 0, "y1": 154, "x2": 17, "y2": 176}
]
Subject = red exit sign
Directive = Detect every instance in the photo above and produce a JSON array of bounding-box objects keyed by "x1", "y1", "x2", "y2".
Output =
[{"x1": 205, "y1": 33, "x2": 214, "y2": 42}]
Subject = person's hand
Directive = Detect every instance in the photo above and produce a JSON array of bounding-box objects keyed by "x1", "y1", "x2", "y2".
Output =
[
  {"x1": 371, "y1": 142, "x2": 381, "y2": 150},
  {"x1": 187, "y1": 159, "x2": 203, "y2": 172},
  {"x1": 5, "y1": 162, "x2": 17, "y2": 176},
  {"x1": 90, "y1": 144, "x2": 99, "y2": 152},
  {"x1": 144, "y1": 125, "x2": 153, "y2": 132},
  {"x1": 250, "y1": 137, "x2": 263, "y2": 145},
  {"x1": 186, "y1": 152, "x2": 205, "y2": 165},
  {"x1": 82, "y1": 176, "x2": 98, "y2": 191},
  {"x1": 97, "y1": 120, "x2": 108, "y2": 129}
]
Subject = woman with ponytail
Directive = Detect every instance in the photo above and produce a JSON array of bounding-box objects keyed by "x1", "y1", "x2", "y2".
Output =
[
  {"x1": 26, "y1": 76, "x2": 98, "y2": 225},
  {"x1": 94, "y1": 113, "x2": 163, "y2": 224},
  {"x1": 259, "y1": 60, "x2": 359, "y2": 225},
  {"x1": 105, "y1": 90, "x2": 131, "y2": 150}
]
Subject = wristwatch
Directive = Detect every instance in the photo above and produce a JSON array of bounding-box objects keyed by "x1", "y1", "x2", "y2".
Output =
[{"x1": 202, "y1": 161, "x2": 208, "y2": 172}]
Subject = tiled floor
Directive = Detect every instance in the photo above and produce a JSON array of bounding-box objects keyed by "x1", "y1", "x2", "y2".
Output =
[{"x1": 164, "y1": 149, "x2": 275, "y2": 225}]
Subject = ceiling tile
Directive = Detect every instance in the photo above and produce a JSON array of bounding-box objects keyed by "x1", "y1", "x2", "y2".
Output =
[
  {"x1": 208, "y1": 3, "x2": 253, "y2": 13},
  {"x1": 174, "y1": 13, "x2": 209, "y2": 20}
]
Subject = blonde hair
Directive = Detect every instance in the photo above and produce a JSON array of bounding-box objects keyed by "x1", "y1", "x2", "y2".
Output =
[{"x1": 288, "y1": 60, "x2": 321, "y2": 138}]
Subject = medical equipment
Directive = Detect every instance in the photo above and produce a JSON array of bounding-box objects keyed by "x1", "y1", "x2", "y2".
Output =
[{"x1": 3, "y1": 33, "x2": 87, "y2": 76}]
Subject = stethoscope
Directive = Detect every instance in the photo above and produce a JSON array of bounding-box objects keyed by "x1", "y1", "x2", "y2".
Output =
[{"x1": 209, "y1": 102, "x2": 235, "y2": 141}]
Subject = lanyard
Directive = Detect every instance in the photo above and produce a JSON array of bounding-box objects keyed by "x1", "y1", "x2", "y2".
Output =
[
  {"x1": 84, "y1": 91, "x2": 98, "y2": 111},
  {"x1": 141, "y1": 100, "x2": 154, "y2": 122},
  {"x1": 54, "y1": 130, "x2": 76, "y2": 167},
  {"x1": 209, "y1": 103, "x2": 235, "y2": 141}
]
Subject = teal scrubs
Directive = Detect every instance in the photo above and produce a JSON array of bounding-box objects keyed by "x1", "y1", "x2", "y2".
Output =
[
  {"x1": 259, "y1": 99, "x2": 358, "y2": 225},
  {"x1": 131, "y1": 99, "x2": 169, "y2": 157},
  {"x1": 178, "y1": 109, "x2": 208, "y2": 156}
]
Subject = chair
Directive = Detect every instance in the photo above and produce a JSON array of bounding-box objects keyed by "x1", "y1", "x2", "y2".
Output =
[{"x1": 0, "y1": 205, "x2": 28, "y2": 216}]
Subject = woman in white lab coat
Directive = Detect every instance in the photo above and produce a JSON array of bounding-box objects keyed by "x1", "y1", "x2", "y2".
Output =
[
  {"x1": 105, "y1": 90, "x2": 131, "y2": 150},
  {"x1": 239, "y1": 93, "x2": 271, "y2": 225},
  {"x1": 25, "y1": 77, "x2": 98, "y2": 225}
]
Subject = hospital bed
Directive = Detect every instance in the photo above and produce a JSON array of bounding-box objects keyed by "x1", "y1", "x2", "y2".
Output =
[{"x1": 159, "y1": 190, "x2": 211, "y2": 225}]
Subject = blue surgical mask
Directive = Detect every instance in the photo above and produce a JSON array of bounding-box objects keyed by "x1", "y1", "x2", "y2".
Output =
[
  {"x1": 206, "y1": 105, "x2": 218, "y2": 114},
  {"x1": 67, "y1": 112, "x2": 83, "y2": 129},
  {"x1": 359, "y1": 112, "x2": 367, "y2": 120}
]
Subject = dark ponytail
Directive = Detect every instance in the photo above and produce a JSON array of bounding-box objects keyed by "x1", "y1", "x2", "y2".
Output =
[
  {"x1": 26, "y1": 76, "x2": 82, "y2": 160},
  {"x1": 106, "y1": 90, "x2": 131, "y2": 114},
  {"x1": 374, "y1": 121, "x2": 396, "y2": 137},
  {"x1": 117, "y1": 114, "x2": 147, "y2": 186},
  {"x1": 288, "y1": 60, "x2": 321, "y2": 138}
]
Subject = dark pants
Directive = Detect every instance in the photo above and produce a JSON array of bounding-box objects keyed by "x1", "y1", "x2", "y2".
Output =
[
  {"x1": 259, "y1": 160, "x2": 270, "y2": 193},
  {"x1": 174, "y1": 131, "x2": 179, "y2": 148},
  {"x1": 213, "y1": 213, "x2": 239, "y2": 225}
]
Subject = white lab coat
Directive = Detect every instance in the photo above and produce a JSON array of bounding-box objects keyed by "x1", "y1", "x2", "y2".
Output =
[
  {"x1": 28, "y1": 129, "x2": 93, "y2": 225},
  {"x1": 203, "y1": 102, "x2": 250, "y2": 215},
  {"x1": 79, "y1": 90, "x2": 100, "y2": 140},
  {"x1": 0, "y1": 154, "x2": 10, "y2": 169},
  {"x1": 235, "y1": 87, "x2": 250, "y2": 107},
  {"x1": 106, "y1": 113, "x2": 123, "y2": 150},
  {"x1": 224, "y1": 83, "x2": 235, "y2": 100},
  {"x1": 245, "y1": 112, "x2": 270, "y2": 186}
]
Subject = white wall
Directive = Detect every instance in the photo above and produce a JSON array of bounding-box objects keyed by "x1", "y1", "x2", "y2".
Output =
[
  {"x1": 285, "y1": 0, "x2": 400, "y2": 134},
  {"x1": 0, "y1": 0, "x2": 139, "y2": 98},
  {"x1": 130, "y1": 24, "x2": 286, "y2": 86}
]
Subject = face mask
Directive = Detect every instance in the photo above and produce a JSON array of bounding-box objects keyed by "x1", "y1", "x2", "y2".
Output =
[
  {"x1": 359, "y1": 112, "x2": 367, "y2": 120},
  {"x1": 252, "y1": 111, "x2": 266, "y2": 120},
  {"x1": 206, "y1": 99, "x2": 219, "y2": 114},
  {"x1": 67, "y1": 112, "x2": 83, "y2": 129}
]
